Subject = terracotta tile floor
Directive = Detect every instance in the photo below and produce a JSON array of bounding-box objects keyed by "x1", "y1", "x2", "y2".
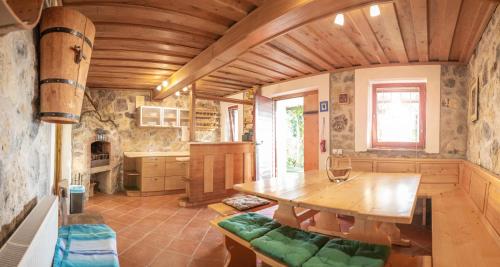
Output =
[
  {"x1": 86, "y1": 193, "x2": 226, "y2": 267},
  {"x1": 87, "y1": 193, "x2": 432, "y2": 267}
]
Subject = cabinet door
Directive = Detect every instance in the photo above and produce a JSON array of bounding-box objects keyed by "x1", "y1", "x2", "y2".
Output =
[
  {"x1": 163, "y1": 108, "x2": 178, "y2": 127},
  {"x1": 142, "y1": 176, "x2": 165, "y2": 192},
  {"x1": 165, "y1": 162, "x2": 185, "y2": 176},
  {"x1": 165, "y1": 176, "x2": 185, "y2": 190},
  {"x1": 179, "y1": 109, "x2": 190, "y2": 127},
  {"x1": 141, "y1": 158, "x2": 165, "y2": 177},
  {"x1": 140, "y1": 106, "x2": 162, "y2": 127}
]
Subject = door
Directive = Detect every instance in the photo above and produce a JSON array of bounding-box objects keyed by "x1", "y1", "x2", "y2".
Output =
[
  {"x1": 303, "y1": 92, "x2": 319, "y2": 171},
  {"x1": 254, "y1": 94, "x2": 274, "y2": 180}
]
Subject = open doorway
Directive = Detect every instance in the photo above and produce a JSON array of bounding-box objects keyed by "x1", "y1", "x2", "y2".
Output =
[{"x1": 276, "y1": 97, "x2": 304, "y2": 176}]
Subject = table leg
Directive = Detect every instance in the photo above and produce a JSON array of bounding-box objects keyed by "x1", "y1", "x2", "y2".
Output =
[
  {"x1": 379, "y1": 222, "x2": 411, "y2": 247},
  {"x1": 273, "y1": 201, "x2": 300, "y2": 228},
  {"x1": 224, "y1": 236, "x2": 256, "y2": 267},
  {"x1": 421, "y1": 198, "x2": 427, "y2": 226},
  {"x1": 308, "y1": 211, "x2": 343, "y2": 237},
  {"x1": 348, "y1": 218, "x2": 391, "y2": 246}
]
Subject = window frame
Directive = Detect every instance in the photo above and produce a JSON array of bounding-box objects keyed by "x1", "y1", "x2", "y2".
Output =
[{"x1": 371, "y1": 83, "x2": 426, "y2": 149}]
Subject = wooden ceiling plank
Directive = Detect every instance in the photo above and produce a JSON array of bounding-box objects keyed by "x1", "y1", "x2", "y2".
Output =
[
  {"x1": 409, "y1": 0, "x2": 429, "y2": 62},
  {"x1": 293, "y1": 24, "x2": 353, "y2": 68},
  {"x1": 88, "y1": 72, "x2": 167, "y2": 80},
  {"x1": 244, "y1": 0, "x2": 266, "y2": 6},
  {"x1": 278, "y1": 34, "x2": 335, "y2": 71},
  {"x1": 95, "y1": 23, "x2": 214, "y2": 49},
  {"x1": 314, "y1": 18, "x2": 371, "y2": 66},
  {"x1": 231, "y1": 59, "x2": 292, "y2": 80},
  {"x1": 197, "y1": 80, "x2": 248, "y2": 90},
  {"x1": 252, "y1": 44, "x2": 319, "y2": 74},
  {"x1": 341, "y1": 13, "x2": 382, "y2": 64},
  {"x1": 222, "y1": 65, "x2": 278, "y2": 83},
  {"x1": 394, "y1": 0, "x2": 419, "y2": 62},
  {"x1": 196, "y1": 85, "x2": 241, "y2": 92},
  {"x1": 202, "y1": 76, "x2": 253, "y2": 88},
  {"x1": 92, "y1": 50, "x2": 192, "y2": 64},
  {"x1": 63, "y1": 0, "x2": 236, "y2": 27},
  {"x1": 91, "y1": 59, "x2": 183, "y2": 71},
  {"x1": 93, "y1": 38, "x2": 202, "y2": 57},
  {"x1": 459, "y1": 1, "x2": 498, "y2": 62},
  {"x1": 440, "y1": 0, "x2": 463, "y2": 61},
  {"x1": 214, "y1": 0, "x2": 256, "y2": 15},
  {"x1": 89, "y1": 66, "x2": 175, "y2": 76},
  {"x1": 67, "y1": 4, "x2": 228, "y2": 36},
  {"x1": 240, "y1": 51, "x2": 305, "y2": 76},
  {"x1": 211, "y1": 71, "x2": 264, "y2": 85},
  {"x1": 178, "y1": 0, "x2": 248, "y2": 21},
  {"x1": 195, "y1": 94, "x2": 253, "y2": 105},
  {"x1": 448, "y1": 0, "x2": 481, "y2": 61},
  {"x1": 363, "y1": 3, "x2": 408, "y2": 63},
  {"x1": 346, "y1": 9, "x2": 390, "y2": 64},
  {"x1": 154, "y1": 0, "x2": 379, "y2": 99}
]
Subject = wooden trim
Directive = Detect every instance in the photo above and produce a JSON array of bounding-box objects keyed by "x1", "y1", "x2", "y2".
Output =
[
  {"x1": 195, "y1": 94, "x2": 253, "y2": 105},
  {"x1": 189, "y1": 83, "x2": 196, "y2": 141},
  {"x1": 371, "y1": 82, "x2": 426, "y2": 149},
  {"x1": 53, "y1": 124, "x2": 62, "y2": 195},
  {"x1": 271, "y1": 90, "x2": 318, "y2": 101}
]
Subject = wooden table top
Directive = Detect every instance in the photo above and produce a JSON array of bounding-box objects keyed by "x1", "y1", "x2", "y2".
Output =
[{"x1": 233, "y1": 171, "x2": 421, "y2": 224}]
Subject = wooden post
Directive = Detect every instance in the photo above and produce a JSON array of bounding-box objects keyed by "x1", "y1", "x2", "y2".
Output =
[
  {"x1": 189, "y1": 83, "x2": 196, "y2": 141},
  {"x1": 53, "y1": 124, "x2": 62, "y2": 195}
]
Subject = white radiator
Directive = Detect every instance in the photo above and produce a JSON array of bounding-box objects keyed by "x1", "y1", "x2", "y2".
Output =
[{"x1": 0, "y1": 195, "x2": 58, "y2": 267}]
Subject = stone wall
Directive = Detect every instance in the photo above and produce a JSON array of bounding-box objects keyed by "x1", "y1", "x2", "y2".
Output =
[
  {"x1": 329, "y1": 65, "x2": 468, "y2": 159},
  {"x1": 467, "y1": 6, "x2": 500, "y2": 175},
  {"x1": 72, "y1": 89, "x2": 220, "y2": 194},
  {"x1": 0, "y1": 30, "x2": 53, "y2": 246}
]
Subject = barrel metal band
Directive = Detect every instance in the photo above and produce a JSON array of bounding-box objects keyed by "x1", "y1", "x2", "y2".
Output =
[
  {"x1": 40, "y1": 78, "x2": 86, "y2": 91},
  {"x1": 40, "y1": 112, "x2": 80, "y2": 120},
  {"x1": 41, "y1": 27, "x2": 93, "y2": 48}
]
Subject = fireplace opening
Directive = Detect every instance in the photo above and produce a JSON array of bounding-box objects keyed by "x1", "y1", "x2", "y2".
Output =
[{"x1": 90, "y1": 141, "x2": 110, "y2": 168}]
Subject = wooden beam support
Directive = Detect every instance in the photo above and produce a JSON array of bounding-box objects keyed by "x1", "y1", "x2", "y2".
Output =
[
  {"x1": 189, "y1": 83, "x2": 197, "y2": 141},
  {"x1": 154, "y1": 0, "x2": 386, "y2": 99},
  {"x1": 195, "y1": 94, "x2": 254, "y2": 105}
]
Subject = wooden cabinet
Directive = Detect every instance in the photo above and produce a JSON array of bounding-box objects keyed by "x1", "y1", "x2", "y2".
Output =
[
  {"x1": 137, "y1": 106, "x2": 190, "y2": 128},
  {"x1": 129, "y1": 156, "x2": 188, "y2": 195}
]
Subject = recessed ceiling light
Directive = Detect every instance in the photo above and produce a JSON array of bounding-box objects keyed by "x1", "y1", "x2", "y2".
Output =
[
  {"x1": 334, "y1": 13, "x2": 344, "y2": 26},
  {"x1": 155, "y1": 85, "x2": 161, "y2": 91},
  {"x1": 175, "y1": 91, "x2": 181, "y2": 96},
  {"x1": 162, "y1": 80, "x2": 169, "y2": 87},
  {"x1": 370, "y1": 5, "x2": 381, "y2": 17},
  {"x1": 182, "y1": 86, "x2": 189, "y2": 92}
]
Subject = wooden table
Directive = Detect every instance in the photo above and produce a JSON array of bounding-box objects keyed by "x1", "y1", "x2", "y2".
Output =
[{"x1": 234, "y1": 170, "x2": 421, "y2": 246}]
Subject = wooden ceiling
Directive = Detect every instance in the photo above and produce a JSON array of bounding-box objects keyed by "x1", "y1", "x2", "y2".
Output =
[
  {"x1": 62, "y1": 0, "x2": 264, "y2": 90},
  {"x1": 65, "y1": 0, "x2": 498, "y2": 97}
]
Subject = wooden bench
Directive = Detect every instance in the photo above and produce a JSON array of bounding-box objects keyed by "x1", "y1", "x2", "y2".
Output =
[{"x1": 431, "y1": 161, "x2": 500, "y2": 267}]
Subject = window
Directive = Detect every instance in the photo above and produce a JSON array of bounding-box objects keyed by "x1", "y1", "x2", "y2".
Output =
[
  {"x1": 228, "y1": 105, "x2": 238, "y2": 141},
  {"x1": 372, "y1": 83, "x2": 426, "y2": 149}
]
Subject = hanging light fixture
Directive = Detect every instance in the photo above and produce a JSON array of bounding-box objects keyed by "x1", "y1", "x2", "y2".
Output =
[
  {"x1": 155, "y1": 85, "x2": 161, "y2": 91},
  {"x1": 175, "y1": 91, "x2": 181, "y2": 96},
  {"x1": 182, "y1": 86, "x2": 189, "y2": 92},
  {"x1": 334, "y1": 13, "x2": 344, "y2": 26},
  {"x1": 370, "y1": 5, "x2": 381, "y2": 17},
  {"x1": 162, "y1": 80, "x2": 169, "y2": 87}
]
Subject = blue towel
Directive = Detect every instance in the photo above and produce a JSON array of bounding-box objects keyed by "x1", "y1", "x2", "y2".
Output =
[{"x1": 53, "y1": 224, "x2": 119, "y2": 267}]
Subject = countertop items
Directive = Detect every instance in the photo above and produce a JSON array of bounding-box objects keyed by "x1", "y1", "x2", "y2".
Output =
[{"x1": 123, "y1": 151, "x2": 190, "y2": 158}]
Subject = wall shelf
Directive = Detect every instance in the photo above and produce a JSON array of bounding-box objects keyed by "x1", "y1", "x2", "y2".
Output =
[{"x1": 137, "y1": 106, "x2": 190, "y2": 128}]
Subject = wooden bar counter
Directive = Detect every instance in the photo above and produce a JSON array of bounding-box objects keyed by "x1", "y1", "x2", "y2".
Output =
[{"x1": 181, "y1": 142, "x2": 255, "y2": 206}]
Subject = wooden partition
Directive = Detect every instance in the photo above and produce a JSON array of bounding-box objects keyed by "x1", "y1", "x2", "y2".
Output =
[
  {"x1": 187, "y1": 142, "x2": 254, "y2": 205},
  {"x1": 460, "y1": 161, "x2": 500, "y2": 242}
]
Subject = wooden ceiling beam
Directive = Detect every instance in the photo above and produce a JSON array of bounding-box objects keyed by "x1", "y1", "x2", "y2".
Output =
[
  {"x1": 88, "y1": 66, "x2": 175, "y2": 76},
  {"x1": 394, "y1": 0, "x2": 419, "y2": 62},
  {"x1": 88, "y1": 72, "x2": 167, "y2": 80},
  {"x1": 154, "y1": 0, "x2": 383, "y2": 99},
  {"x1": 197, "y1": 81, "x2": 248, "y2": 90},
  {"x1": 211, "y1": 71, "x2": 264, "y2": 84},
  {"x1": 428, "y1": 0, "x2": 462, "y2": 61},
  {"x1": 202, "y1": 76, "x2": 255, "y2": 88},
  {"x1": 214, "y1": 0, "x2": 256, "y2": 16}
]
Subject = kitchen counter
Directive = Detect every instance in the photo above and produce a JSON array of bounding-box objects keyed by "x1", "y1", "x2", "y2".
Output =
[{"x1": 123, "y1": 151, "x2": 190, "y2": 158}]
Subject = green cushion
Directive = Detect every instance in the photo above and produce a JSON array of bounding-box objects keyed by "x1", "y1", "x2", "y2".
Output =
[
  {"x1": 250, "y1": 226, "x2": 329, "y2": 267},
  {"x1": 302, "y1": 238, "x2": 391, "y2": 267},
  {"x1": 218, "y1": 212, "x2": 281, "y2": 241}
]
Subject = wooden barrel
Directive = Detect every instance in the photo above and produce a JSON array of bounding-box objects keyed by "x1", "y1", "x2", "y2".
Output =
[{"x1": 39, "y1": 7, "x2": 95, "y2": 124}]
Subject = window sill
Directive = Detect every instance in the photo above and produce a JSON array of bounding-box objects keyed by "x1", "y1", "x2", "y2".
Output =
[{"x1": 367, "y1": 147, "x2": 425, "y2": 152}]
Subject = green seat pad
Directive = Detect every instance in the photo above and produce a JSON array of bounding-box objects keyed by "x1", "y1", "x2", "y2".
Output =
[
  {"x1": 250, "y1": 226, "x2": 329, "y2": 267},
  {"x1": 218, "y1": 212, "x2": 281, "y2": 241},
  {"x1": 303, "y1": 238, "x2": 391, "y2": 267}
]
